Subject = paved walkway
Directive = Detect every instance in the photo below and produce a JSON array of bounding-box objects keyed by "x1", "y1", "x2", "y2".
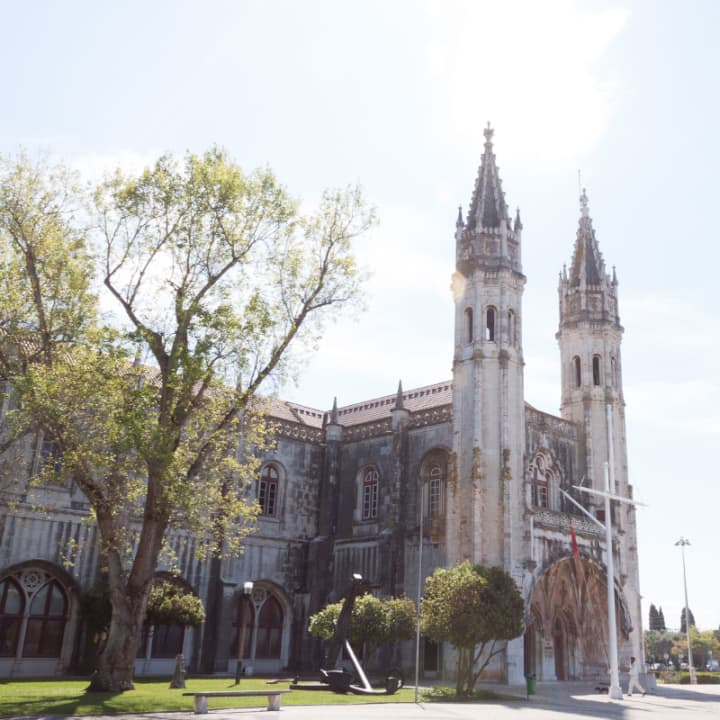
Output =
[{"x1": 9, "y1": 682, "x2": 720, "y2": 720}]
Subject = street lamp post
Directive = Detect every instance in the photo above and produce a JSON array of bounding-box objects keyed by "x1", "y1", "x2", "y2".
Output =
[
  {"x1": 235, "y1": 580, "x2": 254, "y2": 685},
  {"x1": 414, "y1": 478, "x2": 426, "y2": 704},
  {"x1": 675, "y1": 537, "x2": 696, "y2": 685}
]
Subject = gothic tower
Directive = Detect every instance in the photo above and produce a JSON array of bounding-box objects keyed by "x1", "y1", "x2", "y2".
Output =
[
  {"x1": 557, "y1": 189, "x2": 625, "y2": 504},
  {"x1": 557, "y1": 189, "x2": 643, "y2": 660},
  {"x1": 448, "y1": 126, "x2": 526, "y2": 579}
]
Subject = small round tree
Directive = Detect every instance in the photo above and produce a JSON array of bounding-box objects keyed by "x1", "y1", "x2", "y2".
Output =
[
  {"x1": 421, "y1": 562, "x2": 524, "y2": 696},
  {"x1": 309, "y1": 593, "x2": 415, "y2": 663}
]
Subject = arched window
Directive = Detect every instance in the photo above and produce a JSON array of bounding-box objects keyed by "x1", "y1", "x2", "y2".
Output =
[
  {"x1": 528, "y1": 449, "x2": 561, "y2": 510},
  {"x1": 0, "y1": 577, "x2": 24, "y2": 657},
  {"x1": 485, "y1": 307, "x2": 496, "y2": 341},
  {"x1": 428, "y1": 464, "x2": 444, "y2": 517},
  {"x1": 361, "y1": 467, "x2": 379, "y2": 520},
  {"x1": 22, "y1": 579, "x2": 67, "y2": 657},
  {"x1": 592, "y1": 356, "x2": 601, "y2": 386},
  {"x1": 255, "y1": 595, "x2": 283, "y2": 659},
  {"x1": 464, "y1": 308, "x2": 473, "y2": 343},
  {"x1": 573, "y1": 356, "x2": 581, "y2": 388},
  {"x1": 420, "y1": 452, "x2": 448, "y2": 519},
  {"x1": 507, "y1": 309, "x2": 515, "y2": 346},
  {"x1": 611, "y1": 356, "x2": 617, "y2": 387},
  {"x1": 258, "y1": 464, "x2": 279, "y2": 517}
]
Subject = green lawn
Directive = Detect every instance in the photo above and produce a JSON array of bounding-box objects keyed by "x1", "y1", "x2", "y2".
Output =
[{"x1": 0, "y1": 677, "x2": 418, "y2": 717}]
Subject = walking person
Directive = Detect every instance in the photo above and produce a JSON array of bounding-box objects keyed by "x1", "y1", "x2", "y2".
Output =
[{"x1": 627, "y1": 656, "x2": 646, "y2": 697}]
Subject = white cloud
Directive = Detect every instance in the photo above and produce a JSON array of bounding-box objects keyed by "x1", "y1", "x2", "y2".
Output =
[{"x1": 426, "y1": 0, "x2": 629, "y2": 172}]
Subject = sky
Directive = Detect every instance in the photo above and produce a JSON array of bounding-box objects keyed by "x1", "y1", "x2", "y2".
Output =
[{"x1": 3, "y1": 0, "x2": 719, "y2": 634}]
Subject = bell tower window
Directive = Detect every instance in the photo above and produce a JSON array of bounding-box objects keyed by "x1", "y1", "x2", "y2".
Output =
[
  {"x1": 464, "y1": 308, "x2": 473, "y2": 343},
  {"x1": 592, "y1": 355, "x2": 601, "y2": 386},
  {"x1": 485, "y1": 307, "x2": 496, "y2": 341},
  {"x1": 573, "y1": 356, "x2": 581, "y2": 388}
]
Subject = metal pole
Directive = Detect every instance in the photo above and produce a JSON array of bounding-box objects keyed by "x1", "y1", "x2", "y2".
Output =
[
  {"x1": 603, "y1": 461, "x2": 623, "y2": 700},
  {"x1": 414, "y1": 480, "x2": 424, "y2": 703},
  {"x1": 235, "y1": 581, "x2": 253, "y2": 685},
  {"x1": 676, "y1": 538, "x2": 697, "y2": 684}
]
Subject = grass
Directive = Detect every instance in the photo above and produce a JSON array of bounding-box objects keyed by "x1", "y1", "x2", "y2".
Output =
[{"x1": 0, "y1": 676, "x2": 419, "y2": 717}]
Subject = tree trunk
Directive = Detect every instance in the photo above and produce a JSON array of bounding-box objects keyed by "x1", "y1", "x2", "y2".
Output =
[
  {"x1": 87, "y1": 588, "x2": 146, "y2": 691},
  {"x1": 87, "y1": 492, "x2": 168, "y2": 692}
]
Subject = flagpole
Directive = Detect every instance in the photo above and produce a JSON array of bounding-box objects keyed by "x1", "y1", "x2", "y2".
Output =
[{"x1": 603, "y1": 460, "x2": 623, "y2": 699}]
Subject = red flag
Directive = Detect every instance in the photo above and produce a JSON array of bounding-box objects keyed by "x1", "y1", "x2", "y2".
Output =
[{"x1": 570, "y1": 522, "x2": 579, "y2": 558}]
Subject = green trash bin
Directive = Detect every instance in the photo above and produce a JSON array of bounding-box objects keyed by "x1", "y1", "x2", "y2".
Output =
[{"x1": 525, "y1": 674, "x2": 536, "y2": 696}]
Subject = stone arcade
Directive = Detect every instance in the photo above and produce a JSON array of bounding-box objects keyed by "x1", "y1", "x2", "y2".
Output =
[{"x1": 0, "y1": 128, "x2": 642, "y2": 684}]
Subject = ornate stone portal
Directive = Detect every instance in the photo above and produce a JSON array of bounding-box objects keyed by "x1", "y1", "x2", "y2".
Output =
[{"x1": 525, "y1": 558, "x2": 632, "y2": 681}]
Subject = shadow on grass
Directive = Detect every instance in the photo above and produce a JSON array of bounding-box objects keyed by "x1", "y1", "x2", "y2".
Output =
[{"x1": 1, "y1": 689, "x2": 124, "y2": 718}]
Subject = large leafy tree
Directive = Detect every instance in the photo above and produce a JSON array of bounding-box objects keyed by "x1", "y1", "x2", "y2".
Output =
[
  {"x1": 0, "y1": 150, "x2": 374, "y2": 691},
  {"x1": 421, "y1": 562, "x2": 524, "y2": 696},
  {"x1": 308, "y1": 593, "x2": 416, "y2": 663}
]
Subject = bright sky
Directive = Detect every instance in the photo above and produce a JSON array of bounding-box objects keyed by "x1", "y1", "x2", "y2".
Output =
[{"x1": 3, "y1": 0, "x2": 719, "y2": 633}]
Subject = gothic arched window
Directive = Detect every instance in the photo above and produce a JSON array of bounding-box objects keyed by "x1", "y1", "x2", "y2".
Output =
[
  {"x1": 592, "y1": 355, "x2": 601, "y2": 386},
  {"x1": 573, "y1": 356, "x2": 582, "y2": 388},
  {"x1": 486, "y1": 307, "x2": 496, "y2": 341},
  {"x1": 22, "y1": 579, "x2": 67, "y2": 658},
  {"x1": 0, "y1": 577, "x2": 24, "y2": 657},
  {"x1": 507, "y1": 309, "x2": 515, "y2": 346},
  {"x1": 362, "y1": 467, "x2": 379, "y2": 520},
  {"x1": 258, "y1": 464, "x2": 280, "y2": 517},
  {"x1": 528, "y1": 449, "x2": 561, "y2": 510},
  {"x1": 420, "y1": 452, "x2": 448, "y2": 519},
  {"x1": 464, "y1": 308, "x2": 473, "y2": 343},
  {"x1": 428, "y1": 463, "x2": 445, "y2": 517}
]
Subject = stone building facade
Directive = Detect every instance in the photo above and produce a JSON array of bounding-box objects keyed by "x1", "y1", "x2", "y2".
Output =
[{"x1": 0, "y1": 127, "x2": 642, "y2": 684}]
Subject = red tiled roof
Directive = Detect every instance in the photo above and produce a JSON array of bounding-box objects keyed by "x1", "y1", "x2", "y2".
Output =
[{"x1": 269, "y1": 380, "x2": 453, "y2": 429}]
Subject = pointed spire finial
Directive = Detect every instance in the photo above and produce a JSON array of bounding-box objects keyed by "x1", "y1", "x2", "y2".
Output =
[
  {"x1": 456, "y1": 205, "x2": 464, "y2": 226},
  {"x1": 330, "y1": 396, "x2": 338, "y2": 424},
  {"x1": 483, "y1": 122, "x2": 494, "y2": 145},
  {"x1": 514, "y1": 206, "x2": 522, "y2": 230},
  {"x1": 393, "y1": 380, "x2": 405, "y2": 410},
  {"x1": 580, "y1": 187, "x2": 590, "y2": 218}
]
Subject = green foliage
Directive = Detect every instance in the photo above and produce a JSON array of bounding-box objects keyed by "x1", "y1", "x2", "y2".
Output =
[
  {"x1": 146, "y1": 582, "x2": 205, "y2": 627},
  {"x1": 677, "y1": 671, "x2": 720, "y2": 684},
  {"x1": 421, "y1": 562, "x2": 524, "y2": 696},
  {"x1": 0, "y1": 149, "x2": 375, "y2": 690},
  {"x1": 649, "y1": 603, "x2": 659, "y2": 630},
  {"x1": 671, "y1": 626, "x2": 720, "y2": 670},
  {"x1": 680, "y1": 607, "x2": 696, "y2": 634},
  {"x1": 308, "y1": 593, "x2": 416, "y2": 653},
  {"x1": 644, "y1": 629, "x2": 675, "y2": 665}
]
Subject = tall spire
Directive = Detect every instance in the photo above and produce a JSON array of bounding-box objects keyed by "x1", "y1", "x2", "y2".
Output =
[
  {"x1": 569, "y1": 188, "x2": 605, "y2": 287},
  {"x1": 393, "y1": 380, "x2": 405, "y2": 410},
  {"x1": 466, "y1": 123, "x2": 508, "y2": 231},
  {"x1": 455, "y1": 125, "x2": 522, "y2": 277},
  {"x1": 559, "y1": 188, "x2": 620, "y2": 328}
]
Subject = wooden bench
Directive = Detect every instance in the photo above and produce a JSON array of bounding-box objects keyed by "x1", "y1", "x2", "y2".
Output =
[{"x1": 182, "y1": 689, "x2": 291, "y2": 714}]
